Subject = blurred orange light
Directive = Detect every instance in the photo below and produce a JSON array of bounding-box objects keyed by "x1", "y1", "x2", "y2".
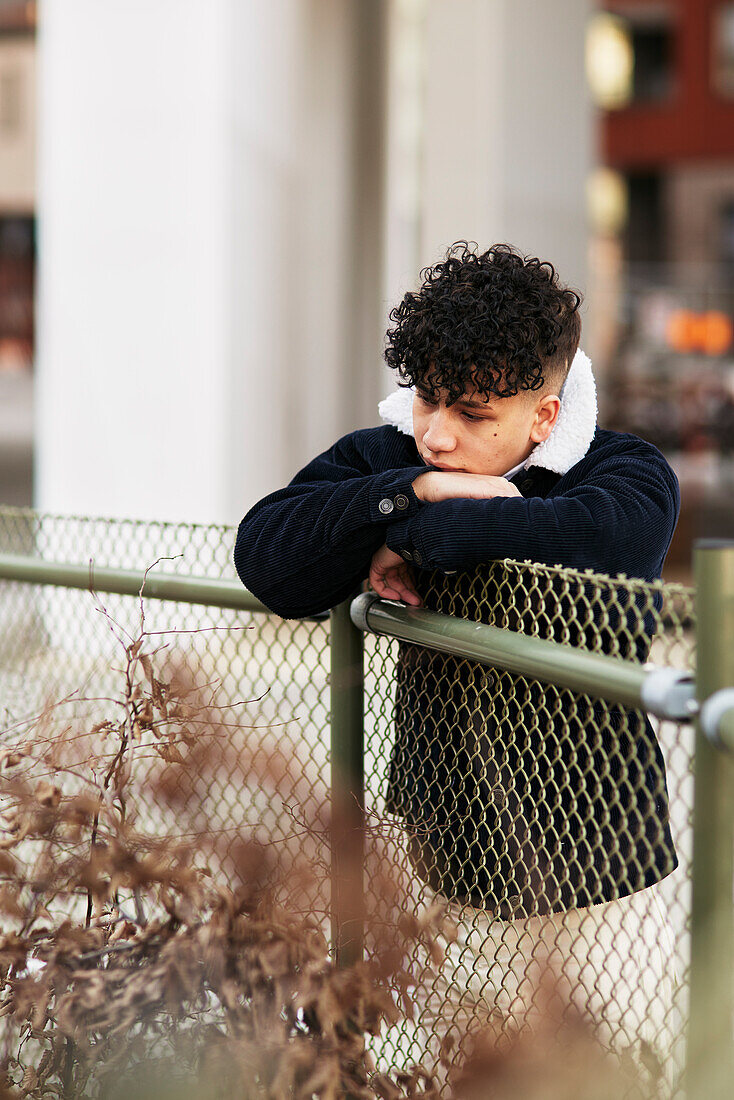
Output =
[
  {"x1": 701, "y1": 311, "x2": 733, "y2": 356},
  {"x1": 666, "y1": 309, "x2": 733, "y2": 355},
  {"x1": 666, "y1": 310, "x2": 698, "y2": 353}
]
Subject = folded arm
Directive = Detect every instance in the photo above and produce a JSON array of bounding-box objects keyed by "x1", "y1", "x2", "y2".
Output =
[
  {"x1": 234, "y1": 429, "x2": 426, "y2": 617},
  {"x1": 385, "y1": 448, "x2": 680, "y2": 580}
]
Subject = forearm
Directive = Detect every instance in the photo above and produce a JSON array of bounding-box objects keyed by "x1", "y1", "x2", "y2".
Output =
[
  {"x1": 234, "y1": 467, "x2": 425, "y2": 617},
  {"x1": 385, "y1": 487, "x2": 678, "y2": 579}
]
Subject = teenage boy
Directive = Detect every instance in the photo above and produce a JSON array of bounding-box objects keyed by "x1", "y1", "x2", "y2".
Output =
[{"x1": 234, "y1": 243, "x2": 680, "y2": 1059}]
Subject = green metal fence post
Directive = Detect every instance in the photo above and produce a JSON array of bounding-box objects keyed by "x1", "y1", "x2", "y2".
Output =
[
  {"x1": 330, "y1": 599, "x2": 365, "y2": 968},
  {"x1": 687, "y1": 540, "x2": 734, "y2": 1100}
]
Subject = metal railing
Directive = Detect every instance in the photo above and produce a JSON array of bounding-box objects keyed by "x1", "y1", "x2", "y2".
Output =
[{"x1": 0, "y1": 508, "x2": 731, "y2": 1098}]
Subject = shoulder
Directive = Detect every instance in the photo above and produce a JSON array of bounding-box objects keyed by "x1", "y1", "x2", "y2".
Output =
[
  {"x1": 573, "y1": 427, "x2": 676, "y2": 475},
  {"x1": 329, "y1": 424, "x2": 421, "y2": 472},
  {"x1": 588, "y1": 427, "x2": 670, "y2": 460},
  {"x1": 561, "y1": 427, "x2": 680, "y2": 503}
]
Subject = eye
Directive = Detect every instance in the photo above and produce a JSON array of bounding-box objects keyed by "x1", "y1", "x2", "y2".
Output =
[
  {"x1": 416, "y1": 392, "x2": 437, "y2": 407},
  {"x1": 461, "y1": 412, "x2": 483, "y2": 422}
]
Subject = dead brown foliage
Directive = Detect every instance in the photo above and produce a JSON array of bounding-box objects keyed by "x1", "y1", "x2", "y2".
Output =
[
  {"x1": 0, "y1": 581, "x2": 448, "y2": 1100},
  {"x1": 0, "y1": 579, "x2": 653, "y2": 1099}
]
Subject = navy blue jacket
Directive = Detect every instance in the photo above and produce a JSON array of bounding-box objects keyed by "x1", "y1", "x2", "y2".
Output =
[
  {"x1": 235, "y1": 424, "x2": 681, "y2": 913},
  {"x1": 235, "y1": 425, "x2": 679, "y2": 615}
]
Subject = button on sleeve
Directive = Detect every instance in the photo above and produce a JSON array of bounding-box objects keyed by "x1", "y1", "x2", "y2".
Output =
[{"x1": 369, "y1": 469, "x2": 425, "y2": 524}]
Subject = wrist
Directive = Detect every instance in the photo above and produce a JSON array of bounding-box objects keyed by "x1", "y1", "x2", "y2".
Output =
[{"x1": 412, "y1": 471, "x2": 433, "y2": 503}]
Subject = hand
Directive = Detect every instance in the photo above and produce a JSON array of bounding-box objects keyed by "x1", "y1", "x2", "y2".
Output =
[
  {"x1": 368, "y1": 544, "x2": 422, "y2": 606},
  {"x1": 412, "y1": 470, "x2": 523, "y2": 503}
]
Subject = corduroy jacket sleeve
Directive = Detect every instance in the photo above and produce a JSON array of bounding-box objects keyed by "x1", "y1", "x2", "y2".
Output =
[
  {"x1": 385, "y1": 434, "x2": 680, "y2": 580},
  {"x1": 234, "y1": 428, "x2": 426, "y2": 618}
]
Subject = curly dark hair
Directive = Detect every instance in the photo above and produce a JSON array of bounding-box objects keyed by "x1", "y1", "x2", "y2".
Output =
[{"x1": 384, "y1": 242, "x2": 582, "y2": 403}]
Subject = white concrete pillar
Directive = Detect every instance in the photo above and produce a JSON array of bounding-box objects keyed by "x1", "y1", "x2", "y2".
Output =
[
  {"x1": 36, "y1": 0, "x2": 364, "y2": 525},
  {"x1": 418, "y1": 0, "x2": 593, "y2": 295},
  {"x1": 36, "y1": 0, "x2": 593, "y2": 530},
  {"x1": 37, "y1": 0, "x2": 230, "y2": 523}
]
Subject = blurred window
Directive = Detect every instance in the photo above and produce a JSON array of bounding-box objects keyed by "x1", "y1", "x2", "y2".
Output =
[
  {"x1": 623, "y1": 172, "x2": 664, "y2": 263},
  {"x1": 0, "y1": 214, "x2": 34, "y2": 367},
  {"x1": 630, "y1": 13, "x2": 674, "y2": 101},
  {"x1": 721, "y1": 200, "x2": 734, "y2": 272},
  {"x1": 0, "y1": 1, "x2": 36, "y2": 34},
  {"x1": 0, "y1": 215, "x2": 32, "y2": 257},
  {"x1": 598, "y1": 4, "x2": 675, "y2": 105},
  {"x1": 713, "y1": 2, "x2": 734, "y2": 97}
]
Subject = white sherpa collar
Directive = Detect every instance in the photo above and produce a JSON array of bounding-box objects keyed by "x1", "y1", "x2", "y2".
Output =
[{"x1": 377, "y1": 348, "x2": 597, "y2": 477}]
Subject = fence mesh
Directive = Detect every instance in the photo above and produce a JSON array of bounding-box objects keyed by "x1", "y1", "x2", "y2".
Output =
[
  {"x1": 0, "y1": 508, "x2": 333, "y2": 925},
  {"x1": 362, "y1": 561, "x2": 694, "y2": 1095},
  {"x1": 0, "y1": 507, "x2": 695, "y2": 1095}
]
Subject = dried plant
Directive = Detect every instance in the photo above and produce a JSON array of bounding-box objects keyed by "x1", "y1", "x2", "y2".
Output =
[{"x1": 0, "y1": 576, "x2": 653, "y2": 1099}]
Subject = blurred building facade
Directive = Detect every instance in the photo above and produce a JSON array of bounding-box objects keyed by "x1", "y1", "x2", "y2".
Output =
[
  {"x1": 601, "y1": 0, "x2": 734, "y2": 270},
  {"x1": 0, "y1": 0, "x2": 35, "y2": 507},
  {"x1": 591, "y1": 0, "x2": 734, "y2": 575},
  {"x1": 0, "y1": 0, "x2": 34, "y2": 363}
]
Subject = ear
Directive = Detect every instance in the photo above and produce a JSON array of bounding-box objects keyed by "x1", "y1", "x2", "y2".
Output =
[{"x1": 529, "y1": 394, "x2": 561, "y2": 444}]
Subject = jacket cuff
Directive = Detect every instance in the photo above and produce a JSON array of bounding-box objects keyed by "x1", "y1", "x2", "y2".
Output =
[
  {"x1": 368, "y1": 468, "x2": 425, "y2": 524},
  {"x1": 385, "y1": 513, "x2": 429, "y2": 568}
]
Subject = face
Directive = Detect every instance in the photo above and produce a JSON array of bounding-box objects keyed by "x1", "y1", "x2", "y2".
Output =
[{"x1": 412, "y1": 383, "x2": 561, "y2": 476}]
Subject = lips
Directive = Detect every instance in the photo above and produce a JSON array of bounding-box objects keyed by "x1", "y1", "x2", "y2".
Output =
[{"x1": 425, "y1": 460, "x2": 463, "y2": 472}]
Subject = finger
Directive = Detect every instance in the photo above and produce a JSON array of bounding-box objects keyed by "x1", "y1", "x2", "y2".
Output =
[
  {"x1": 386, "y1": 568, "x2": 422, "y2": 607},
  {"x1": 369, "y1": 563, "x2": 388, "y2": 594},
  {"x1": 371, "y1": 566, "x2": 421, "y2": 606},
  {"x1": 396, "y1": 567, "x2": 422, "y2": 606},
  {"x1": 375, "y1": 577, "x2": 404, "y2": 602},
  {"x1": 370, "y1": 566, "x2": 399, "y2": 600},
  {"x1": 400, "y1": 588, "x2": 422, "y2": 607}
]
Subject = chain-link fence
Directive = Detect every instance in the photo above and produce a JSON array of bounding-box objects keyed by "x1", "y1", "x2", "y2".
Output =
[
  {"x1": 0, "y1": 507, "x2": 333, "y2": 924},
  {"x1": 361, "y1": 563, "x2": 695, "y2": 1095},
  {"x1": 0, "y1": 506, "x2": 719, "y2": 1098}
]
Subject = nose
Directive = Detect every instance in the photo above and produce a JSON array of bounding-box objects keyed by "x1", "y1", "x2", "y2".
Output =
[{"x1": 422, "y1": 406, "x2": 456, "y2": 456}]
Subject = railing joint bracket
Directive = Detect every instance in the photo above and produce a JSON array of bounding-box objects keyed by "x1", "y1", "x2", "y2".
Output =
[{"x1": 700, "y1": 687, "x2": 734, "y2": 751}]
